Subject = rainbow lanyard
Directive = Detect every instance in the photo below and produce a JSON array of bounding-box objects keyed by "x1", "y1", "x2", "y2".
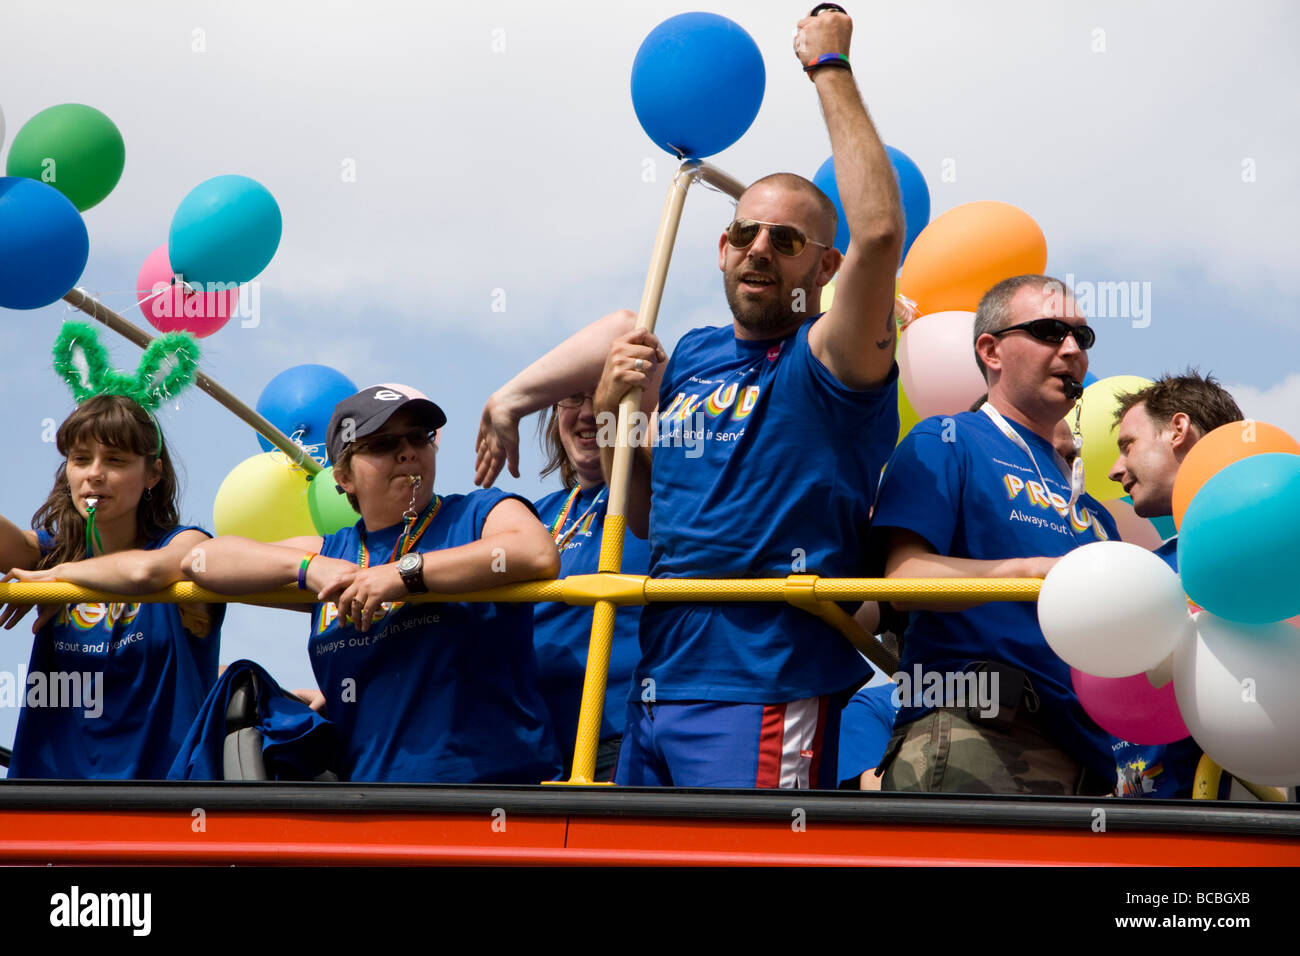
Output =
[
  {"x1": 548, "y1": 485, "x2": 605, "y2": 549},
  {"x1": 357, "y1": 495, "x2": 441, "y2": 568}
]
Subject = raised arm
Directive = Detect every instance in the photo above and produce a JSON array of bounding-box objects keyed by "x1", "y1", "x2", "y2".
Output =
[
  {"x1": 321, "y1": 498, "x2": 561, "y2": 632},
  {"x1": 799, "y1": 10, "x2": 904, "y2": 390},
  {"x1": 476, "y1": 308, "x2": 638, "y2": 488}
]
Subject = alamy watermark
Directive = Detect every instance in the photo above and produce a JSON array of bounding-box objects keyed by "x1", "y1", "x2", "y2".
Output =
[
  {"x1": 594, "y1": 409, "x2": 706, "y2": 459},
  {"x1": 890, "y1": 665, "x2": 1000, "y2": 718},
  {"x1": 0, "y1": 669, "x2": 103, "y2": 718},
  {"x1": 1044, "y1": 274, "x2": 1153, "y2": 329}
]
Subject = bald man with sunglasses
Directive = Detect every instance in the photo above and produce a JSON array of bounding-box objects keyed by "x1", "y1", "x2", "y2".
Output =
[
  {"x1": 594, "y1": 7, "x2": 904, "y2": 789},
  {"x1": 868, "y1": 274, "x2": 1122, "y2": 796}
]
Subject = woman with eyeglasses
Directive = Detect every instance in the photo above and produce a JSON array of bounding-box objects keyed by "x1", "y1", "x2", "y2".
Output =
[
  {"x1": 0, "y1": 393, "x2": 225, "y2": 779},
  {"x1": 184, "y1": 383, "x2": 562, "y2": 784},
  {"x1": 476, "y1": 309, "x2": 660, "y2": 780}
]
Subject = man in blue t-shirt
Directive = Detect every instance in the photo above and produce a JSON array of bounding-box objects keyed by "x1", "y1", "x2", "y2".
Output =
[
  {"x1": 1108, "y1": 372, "x2": 1243, "y2": 798},
  {"x1": 594, "y1": 9, "x2": 903, "y2": 789},
  {"x1": 871, "y1": 274, "x2": 1120, "y2": 795}
]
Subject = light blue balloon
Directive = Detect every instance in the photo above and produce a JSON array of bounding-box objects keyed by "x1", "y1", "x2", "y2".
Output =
[
  {"x1": 0, "y1": 177, "x2": 89, "y2": 310},
  {"x1": 169, "y1": 175, "x2": 281, "y2": 286},
  {"x1": 1082, "y1": 370, "x2": 1099, "y2": 387},
  {"x1": 813, "y1": 146, "x2": 931, "y2": 258},
  {"x1": 1178, "y1": 452, "x2": 1300, "y2": 624},
  {"x1": 631, "y1": 13, "x2": 764, "y2": 159},
  {"x1": 256, "y1": 364, "x2": 357, "y2": 463}
]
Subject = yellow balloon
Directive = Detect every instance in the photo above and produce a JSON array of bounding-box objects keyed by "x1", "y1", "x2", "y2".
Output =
[
  {"x1": 213, "y1": 452, "x2": 317, "y2": 542},
  {"x1": 820, "y1": 279, "x2": 835, "y2": 312},
  {"x1": 1078, "y1": 374, "x2": 1153, "y2": 501}
]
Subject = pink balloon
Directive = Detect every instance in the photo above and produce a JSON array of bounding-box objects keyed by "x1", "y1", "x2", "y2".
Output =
[
  {"x1": 1072, "y1": 667, "x2": 1190, "y2": 745},
  {"x1": 136, "y1": 243, "x2": 237, "y2": 337},
  {"x1": 1102, "y1": 498, "x2": 1164, "y2": 550},
  {"x1": 896, "y1": 310, "x2": 987, "y2": 419}
]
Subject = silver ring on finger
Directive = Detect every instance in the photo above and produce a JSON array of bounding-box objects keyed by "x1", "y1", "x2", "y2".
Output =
[{"x1": 634, "y1": 358, "x2": 646, "y2": 372}]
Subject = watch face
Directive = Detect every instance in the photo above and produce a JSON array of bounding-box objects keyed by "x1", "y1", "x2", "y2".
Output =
[{"x1": 398, "y1": 554, "x2": 420, "y2": 572}]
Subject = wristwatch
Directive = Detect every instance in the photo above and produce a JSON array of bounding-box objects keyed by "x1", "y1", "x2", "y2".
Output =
[{"x1": 396, "y1": 552, "x2": 428, "y2": 593}]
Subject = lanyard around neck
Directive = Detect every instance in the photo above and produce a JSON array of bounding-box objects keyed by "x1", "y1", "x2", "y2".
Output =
[
  {"x1": 358, "y1": 495, "x2": 441, "y2": 568},
  {"x1": 980, "y1": 404, "x2": 1085, "y2": 511},
  {"x1": 549, "y1": 485, "x2": 605, "y2": 549}
]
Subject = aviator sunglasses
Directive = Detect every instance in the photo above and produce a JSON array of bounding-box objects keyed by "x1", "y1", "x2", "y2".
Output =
[
  {"x1": 353, "y1": 428, "x2": 436, "y2": 456},
  {"x1": 726, "y1": 219, "x2": 830, "y2": 258},
  {"x1": 991, "y1": 318, "x2": 1096, "y2": 350}
]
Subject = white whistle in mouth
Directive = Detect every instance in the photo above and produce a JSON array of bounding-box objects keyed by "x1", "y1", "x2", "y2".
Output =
[{"x1": 85, "y1": 497, "x2": 99, "y2": 510}]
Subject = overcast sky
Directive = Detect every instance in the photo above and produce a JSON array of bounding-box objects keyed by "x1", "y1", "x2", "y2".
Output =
[{"x1": 1, "y1": 0, "x2": 1297, "y2": 750}]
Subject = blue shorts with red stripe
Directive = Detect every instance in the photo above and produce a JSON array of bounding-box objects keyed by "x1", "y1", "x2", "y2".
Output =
[{"x1": 613, "y1": 696, "x2": 841, "y2": 789}]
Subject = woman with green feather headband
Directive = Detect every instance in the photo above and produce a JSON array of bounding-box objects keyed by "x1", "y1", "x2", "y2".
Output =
[{"x1": 0, "y1": 322, "x2": 224, "y2": 779}]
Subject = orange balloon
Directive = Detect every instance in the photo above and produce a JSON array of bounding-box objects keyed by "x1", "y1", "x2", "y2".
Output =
[
  {"x1": 899, "y1": 201, "x2": 1048, "y2": 316},
  {"x1": 1171, "y1": 420, "x2": 1300, "y2": 528}
]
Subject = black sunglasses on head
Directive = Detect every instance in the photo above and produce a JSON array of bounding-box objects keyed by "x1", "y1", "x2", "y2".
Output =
[
  {"x1": 353, "y1": 428, "x2": 436, "y2": 456},
  {"x1": 991, "y1": 318, "x2": 1096, "y2": 350},
  {"x1": 726, "y1": 219, "x2": 830, "y2": 258}
]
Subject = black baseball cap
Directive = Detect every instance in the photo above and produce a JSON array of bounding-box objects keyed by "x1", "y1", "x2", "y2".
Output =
[{"x1": 326, "y1": 383, "x2": 447, "y2": 463}]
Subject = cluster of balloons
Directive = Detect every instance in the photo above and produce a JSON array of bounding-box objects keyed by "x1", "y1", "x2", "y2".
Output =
[
  {"x1": 1041, "y1": 420, "x2": 1300, "y2": 784},
  {"x1": 0, "y1": 101, "x2": 282, "y2": 323},
  {"x1": 214, "y1": 365, "x2": 362, "y2": 542}
]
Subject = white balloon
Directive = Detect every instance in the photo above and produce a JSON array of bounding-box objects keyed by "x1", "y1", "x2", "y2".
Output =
[
  {"x1": 0, "y1": 103, "x2": 6, "y2": 154},
  {"x1": 1038, "y1": 541, "x2": 1191, "y2": 677},
  {"x1": 1173, "y1": 612, "x2": 1300, "y2": 787}
]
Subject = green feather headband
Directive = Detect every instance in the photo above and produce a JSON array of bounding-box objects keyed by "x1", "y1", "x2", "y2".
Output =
[
  {"x1": 52, "y1": 321, "x2": 201, "y2": 462},
  {"x1": 53, "y1": 321, "x2": 200, "y2": 411}
]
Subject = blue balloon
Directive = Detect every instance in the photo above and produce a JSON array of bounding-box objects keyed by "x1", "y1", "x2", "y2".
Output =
[
  {"x1": 631, "y1": 13, "x2": 764, "y2": 159},
  {"x1": 256, "y1": 364, "x2": 357, "y2": 464},
  {"x1": 0, "y1": 177, "x2": 89, "y2": 310},
  {"x1": 1082, "y1": 370, "x2": 1099, "y2": 388},
  {"x1": 1178, "y1": 452, "x2": 1300, "y2": 624},
  {"x1": 169, "y1": 175, "x2": 282, "y2": 286},
  {"x1": 813, "y1": 146, "x2": 930, "y2": 259}
]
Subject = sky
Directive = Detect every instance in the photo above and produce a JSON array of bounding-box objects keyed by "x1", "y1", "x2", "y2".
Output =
[{"x1": 1, "y1": 0, "x2": 1297, "y2": 751}]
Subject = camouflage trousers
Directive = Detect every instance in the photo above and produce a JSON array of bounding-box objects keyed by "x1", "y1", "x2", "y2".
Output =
[{"x1": 878, "y1": 708, "x2": 1096, "y2": 796}]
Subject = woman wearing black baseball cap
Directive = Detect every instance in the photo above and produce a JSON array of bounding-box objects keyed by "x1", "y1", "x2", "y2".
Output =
[{"x1": 184, "y1": 383, "x2": 563, "y2": 784}]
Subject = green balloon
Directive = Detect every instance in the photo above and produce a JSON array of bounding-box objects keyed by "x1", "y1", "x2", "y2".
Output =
[
  {"x1": 6, "y1": 104, "x2": 125, "y2": 211},
  {"x1": 308, "y1": 466, "x2": 359, "y2": 535}
]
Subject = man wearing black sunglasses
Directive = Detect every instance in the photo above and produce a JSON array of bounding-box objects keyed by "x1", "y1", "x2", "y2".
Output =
[
  {"x1": 594, "y1": 7, "x2": 905, "y2": 790},
  {"x1": 869, "y1": 274, "x2": 1123, "y2": 796}
]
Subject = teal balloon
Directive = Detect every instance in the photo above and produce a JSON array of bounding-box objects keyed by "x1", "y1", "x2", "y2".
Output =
[
  {"x1": 169, "y1": 175, "x2": 282, "y2": 286},
  {"x1": 630, "y1": 13, "x2": 764, "y2": 159},
  {"x1": 5, "y1": 104, "x2": 125, "y2": 211},
  {"x1": 0, "y1": 177, "x2": 89, "y2": 309},
  {"x1": 308, "y1": 466, "x2": 359, "y2": 535},
  {"x1": 1178, "y1": 453, "x2": 1300, "y2": 624}
]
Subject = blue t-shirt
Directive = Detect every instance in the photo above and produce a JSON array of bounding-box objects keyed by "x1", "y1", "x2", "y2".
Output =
[
  {"x1": 639, "y1": 318, "x2": 899, "y2": 703},
  {"x1": 532, "y1": 483, "x2": 650, "y2": 763},
  {"x1": 311, "y1": 488, "x2": 562, "y2": 784},
  {"x1": 1110, "y1": 534, "x2": 1226, "y2": 798},
  {"x1": 10, "y1": 525, "x2": 224, "y2": 779},
  {"x1": 838, "y1": 682, "x2": 901, "y2": 784},
  {"x1": 869, "y1": 409, "x2": 1120, "y2": 780}
]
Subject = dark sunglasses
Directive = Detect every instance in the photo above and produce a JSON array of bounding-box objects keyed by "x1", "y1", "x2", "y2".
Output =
[
  {"x1": 557, "y1": 393, "x2": 594, "y2": 408},
  {"x1": 991, "y1": 318, "x2": 1096, "y2": 350},
  {"x1": 726, "y1": 219, "x2": 830, "y2": 258},
  {"x1": 353, "y1": 428, "x2": 436, "y2": 456}
]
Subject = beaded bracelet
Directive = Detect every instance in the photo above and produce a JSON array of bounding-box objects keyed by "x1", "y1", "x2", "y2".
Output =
[
  {"x1": 297, "y1": 553, "x2": 318, "y2": 590},
  {"x1": 804, "y1": 53, "x2": 851, "y2": 80}
]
